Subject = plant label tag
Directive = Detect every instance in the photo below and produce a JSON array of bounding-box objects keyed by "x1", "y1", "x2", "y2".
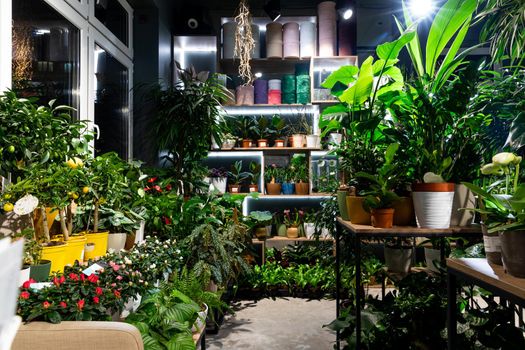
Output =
[
  {"x1": 82, "y1": 263, "x2": 104, "y2": 276},
  {"x1": 29, "y1": 282, "x2": 52, "y2": 291}
]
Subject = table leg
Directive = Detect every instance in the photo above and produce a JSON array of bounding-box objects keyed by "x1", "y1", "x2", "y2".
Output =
[
  {"x1": 440, "y1": 237, "x2": 446, "y2": 263},
  {"x1": 201, "y1": 332, "x2": 206, "y2": 350},
  {"x1": 447, "y1": 271, "x2": 457, "y2": 350},
  {"x1": 355, "y1": 233, "x2": 362, "y2": 349},
  {"x1": 335, "y1": 221, "x2": 342, "y2": 350}
]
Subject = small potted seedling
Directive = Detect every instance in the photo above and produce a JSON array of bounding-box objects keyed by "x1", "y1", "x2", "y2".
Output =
[
  {"x1": 271, "y1": 115, "x2": 288, "y2": 147},
  {"x1": 251, "y1": 117, "x2": 274, "y2": 148},
  {"x1": 248, "y1": 162, "x2": 261, "y2": 193},
  {"x1": 227, "y1": 160, "x2": 250, "y2": 193}
]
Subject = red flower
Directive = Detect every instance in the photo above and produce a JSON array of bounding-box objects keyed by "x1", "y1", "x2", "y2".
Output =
[
  {"x1": 166, "y1": 184, "x2": 172, "y2": 191},
  {"x1": 22, "y1": 279, "x2": 36, "y2": 289},
  {"x1": 163, "y1": 216, "x2": 172, "y2": 225},
  {"x1": 87, "y1": 274, "x2": 99, "y2": 283},
  {"x1": 93, "y1": 296, "x2": 100, "y2": 304},
  {"x1": 144, "y1": 186, "x2": 151, "y2": 191},
  {"x1": 19, "y1": 291, "x2": 30, "y2": 299},
  {"x1": 154, "y1": 185, "x2": 162, "y2": 193},
  {"x1": 114, "y1": 290, "x2": 121, "y2": 299},
  {"x1": 60, "y1": 301, "x2": 67, "y2": 308},
  {"x1": 95, "y1": 287, "x2": 103, "y2": 296},
  {"x1": 148, "y1": 177, "x2": 157, "y2": 183},
  {"x1": 80, "y1": 274, "x2": 86, "y2": 282},
  {"x1": 69, "y1": 273, "x2": 79, "y2": 281},
  {"x1": 43, "y1": 301, "x2": 51, "y2": 309},
  {"x1": 77, "y1": 299, "x2": 85, "y2": 310},
  {"x1": 53, "y1": 275, "x2": 66, "y2": 286}
]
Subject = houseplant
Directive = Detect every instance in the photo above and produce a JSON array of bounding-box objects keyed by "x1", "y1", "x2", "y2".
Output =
[
  {"x1": 227, "y1": 160, "x2": 250, "y2": 193},
  {"x1": 271, "y1": 115, "x2": 288, "y2": 147},
  {"x1": 290, "y1": 154, "x2": 309, "y2": 195},
  {"x1": 248, "y1": 162, "x2": 261, "y2": 193},
  {"x1": 265, "y1": 164, "x2": 282, "y2": 195},
  {"x1": 250, "y1": 117, "x2": 273, "y2": 147},
  {"x1": 234, "y1": 116, "x2": 256, "y2": 148},
  {"x1": 208, "y1": 167, "x2": 228, "y2": 194},
  {"x1": 355, "y1": 143, "x2": 401, "y2": 228},
  {"x1": 283, "y1": 209, "x2": 304, "y2": 238},
  {"x1": 281, "y1": 167, "x2": 295, "y2": 195},
  {"x1": 247, "y1": 211, "x2": 273, "y2": 240}
]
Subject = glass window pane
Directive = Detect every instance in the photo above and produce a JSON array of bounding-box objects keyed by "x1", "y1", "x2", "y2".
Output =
[
  {"x1": 94, "y1": 44, "x2": 129, "y2": 159},
  {"x1": 95, "y1": 0, "x2": 129, "y2": 46},
  {"x1": 12, "y1": 0, "x2": 80, "y2": 116}
]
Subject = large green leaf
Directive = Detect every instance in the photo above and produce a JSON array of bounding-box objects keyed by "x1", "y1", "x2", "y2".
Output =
[
  {"x1": 340, "y1": 56, "x2": 374, "y2": 107},
  {"x1": 435, "y1": 16, "x2": 472, "y2": 82},
  {"x1": 425, "y1": 0, "x2": 477, "y2": 77},
  {"x1": 372, "y1": 59, "x2": 399, "y2": 75},
  {"x1": 321, "y1": 66, "x2": 359, "y2": 89},
  {"x1": 507, "y1": 111, "x2": 525, "y2": 150},
  {"x1": 396, "y1": 1, "x2": 424, "y2": 76},
  {"x1": 376, "y1": 30, "x2": 416, "y2": 62}
]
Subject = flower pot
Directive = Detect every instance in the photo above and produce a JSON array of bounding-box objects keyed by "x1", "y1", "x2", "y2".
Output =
[
  {"x1": 41, "y1": 242, "x2": 67, "y2": 274},
  {"x1": 125, "y1": 232, "x2": 136, "y2": 250},
  {"x1": 64, "y1": 235, "x2": 87, "y2": 266},
  {"x1": 277, "y1": 223, "x2": 287, "y2": 237},
  {"x1": 192, "y1": 303, "x2": 209, "y2": 332},
  {"x1": 412, "y1": 183, "x2": 455, "y2": 229},
  {"x1": 266, "y1": 182, "x2": 282, "y2": 195},
  {"x1": 19, "y1": 266, "x2": 30, "y2": 287},
  {"x1": 345, "y1": 196, "x2": 371, "y2": 225},
  {"x1": 371, "y1": 208, "x2": 395, "y2": 228},
  {"x1": 450, "y1": 184, "x2": 475, "y2": 226},
  {"x1": 306, "y1": 134, "x2": 320, "y2": 148},
  {"x1": 304, "y1": 223, "x2": 316, "y2": 239},
  {"x1": 210, "y1": 177, "x2": 228, "y2": 193},
  {"x1": 107, "y1": 233, "x2": 127, "y2": 252},
  {"x1": 254, "y1": 226, "x2": 267, "y2": 240},
  {"x1": 249, "y1": 184, "x2": 259, "y2": 193},
  {"x1": 384, "y1": 245, "x2": 413, "y2": 274},
  {"x1": 295, "y1": 182, "x2": 309, "y2": 195},
  {"x1": 287, "y1": 226, "x2": 299, "y2": 238},
  {"x1": 84, "y1": 231, "x2": 109, "y2": 260},
  {"x1": 499, "y1": 230, "x2": 525, "y2": 278},
  {"x1": 337, "y1": 190, "x2": 351, "y2": 220},
  {"x1": 242, "y1": 139, "x2": 252, "y2": 148},
  {"x1": 482, "y1": 224, "x2": 502, "y2": 265},
  {"x1": 211, "y1": 137, "x2": 220, "y2": 150},
  {"x1": 229, "y1": 184, "x2": 242, "y2": 193},
  {"x1": 393, "y1": 196, "x2": 415, "y2": 226},
  {"x1": 291, "y1": 134, "x2": 305, "y2": 148},
  {"x1": 424, "y1": 247, "x2": 442, "y2": 272},
  {"x1": 29, "y1": 260, "x2": 51, "y2": 282},
  {"x1": 274, "y1": 139, "x2": 285, "y2": 147},
  {"x1": 257, "y1": 139, "x2": 269, "y2": 147},
  {"x1": 221, "y1": 139, "x2": 236, "y2": 149},
  {"x1": 282, "y1": 182, "x2": 295, "y2": 195}
]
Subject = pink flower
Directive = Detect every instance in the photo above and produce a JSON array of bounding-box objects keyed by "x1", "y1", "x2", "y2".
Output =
[
  {"x1": 22, "y1": 279, "x2": 36, "y2": 289},
  {"x1": 111, "y1": 264, "x2": 120, "y2": 272},
  {"x1": 60, "y1": 301, "x2": 67, "y2": 308},
  {"x1": 116, "y1": 275, "x2": 123, "y2": 281},
  {"x1": 19, "y1": 291, "x2": 30, "y2": 299},
  {"x1": 43, "y1": 301, "x2": 51, "y2": 309}
]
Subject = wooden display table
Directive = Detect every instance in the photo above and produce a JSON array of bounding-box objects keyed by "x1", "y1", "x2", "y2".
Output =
[
  {"x1": 193, "y1": 326, "x2": 206, "y2": 349},
  {"x1": 335, "y1": 218, "x2": 481, "y2": 350},
  {"x1": 447, "y1": 258, "x2": 525, "y2": 349}
]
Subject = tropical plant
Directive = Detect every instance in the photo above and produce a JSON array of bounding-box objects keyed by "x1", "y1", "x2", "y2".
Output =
[
  {"x1": 289, "y1": 154, "x2": 308, "y2": 183},
  {"x1": 248, "y1": 162, "x2": 261, "y2": 185},
  {"x1": 283, "y1": 209, "x2": 304, "y2": 227},
  {"x1": 245, "y1": 211, "x2": 273, "y2": 229},
  {"x1": 234, "y1": 116, "x2": 257, "y2": 140},
  {"x1": 271, "y1": 115, "x2": 288, "y2": 140},
  {"x1": 250, "y1": 117, "x2": 273, "y2": 140},
  {"x1": 227, "y1": 160, "x2": 250, "y2": 185}
]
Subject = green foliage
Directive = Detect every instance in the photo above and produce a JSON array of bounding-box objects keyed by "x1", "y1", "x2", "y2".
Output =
[
  {"x1": 227, "y1": 160, "x2": 250, "y2": 185},
  {"x1": 246, "y1": 211, "x2": 273, "y2": 228},
  {"x1": 289, "y1": 154, "x2": 308, "y2": 182},
  {"x1": 248, "y1": 161, "x2": 261, "y2": 185}
]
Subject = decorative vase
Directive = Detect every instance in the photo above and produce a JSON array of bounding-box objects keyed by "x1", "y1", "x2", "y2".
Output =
[
  {"x1": 306, "y1": 134, "x2": 320, "y2": 148},
  {"x1": 242, "y1": 139, "x2": 252, "y2": 148},
  {"x1": 292, "y1": 134, "x2": 305, "y2": 148},
  {"x1": 29, "y1": 260, "x2": 51, "y2": 282},
  {"x1": 371, "y1": 208, "x2": 395, "y2": 228},
  {"x1": 283, "y1": 22, "x2": 300, "y2": 58},
  {"x1": 384, "y1": 245, "x2": 413, "y2": 274},
  {"x1": 236, "y1": 85, "x2": 255, "y2": 105},
  {"x1": 254, "y1": 79, "x2": 268, "y2": 104},
  {"x1": 266, "y1": 183, "x2": 282, "y2": 195},
  {"x1": 393, "y1": 196, "x2": 415, "y2": 226},
  {"x1": 295, "y1": 182, "x2": 309, "y2": 195},
  {"x1": 222, "y1": 22, "x2": 236, "y2": 59},
  {"x1": 84, "y1": 231, "x2": 110, "y2": 260},
  {"x1": 450, "y1": 184, "x2": 475, "y2": 226},
  {"x1": 228, "y1": 184, "x2": 242, "y2": 194},
  {"x1": 266, "y1": 22, "x2": 283, "y2": 58},
  {"x1": 249, "y1": 184, "x2": 259, "y2": 193},
  {"x1": 300, "y1": 21, "x2": 316, "y2": 58},
  {"x1": 318, "y1": 1, "x2": 337, "y2": 56},
  {"x1": 287, "y1": 226, "x2": 299, "y2": 238},
  {"x1": 482, "y1": 224, "x2": 502, "y2": 265},
  {"x1": 282, "y1": 182, "x2": 295, "y2": 195},
  {"x1": 424, "y1": 247, "x2": 442, "y2": 273},
  {"x1": 107, "y1": 233, "x2": 127, "y2": 252},
  {"x1": 412, "y1": 183, "x2": 455, "y2": 229},
  {"x1": 345, "y1": 196, "x2": 371, "y2": 225},
  {"x1": 41, "y1": 242, "x2": 67, "y2": 274},
  {"x1": 499, "y1": 230, "x2": 525, "y2": 277},
  {"x1": 257, "y1": 139, "x2": 269, "y2": 147},
  {"x1": 278, "y1": 224, "x2": 287, "y2": 237}
]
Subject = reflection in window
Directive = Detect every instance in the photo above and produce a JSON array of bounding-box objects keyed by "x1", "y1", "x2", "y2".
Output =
[
  {"x1": 12, "y1": 0, "x2": 80, "y2": 115},
  {"x1": 94, "y1": 44, "x2": 129, "y2": 159},
  {"x1": 95, "y1": 0, "x2": 129, "y2": 46}
]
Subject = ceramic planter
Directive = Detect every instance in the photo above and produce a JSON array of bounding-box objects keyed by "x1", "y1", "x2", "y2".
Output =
[
  {"x1": 306, "y1": 134, "x2": 320, "y2": 148},
  {"x1": 371, "y1": 208, "x2": 395, "y2": 228},
  {"x1": 254, "y1": 226, "x2": 268, "y2": 240},
  {"x1": 84, "y1": 231, "x2": 110, "y2": 260},
  {"x1": 412, "y1": 183, "x2": 455, "y2": 229},
  {"x1": 266, "y1": 183, "x2": 282, "y2": 195},
  {"x1": 304, "y1": 223, "x2": 316, "y2": 239},
  {"x1": 282, "y1": 182, "x2": 295, "y2": 195},
  {"x1": 19, "y1": 266, "x2": 30, "y2": 287},
  {"x1": 393, "y1": 196, "x2": 415, "y2": 226},
  {"x1": 274, "y1": 139, "x2": 285, "y2": 147},
  {"x1": 210, "y1": 177, "x2": 228, "y2": 193},
  {"x1": 242, "y1": 139, "x2": 252, "y2": 148},
  {"x1": 228, "y1": 184, "x2": 242, "y2": 194},
  {"x1": 29, "y1": 260, "x2": 51, "y2": 282},
  {"x1": 257, "y1": 139, "x2": 269, "y2": 147},
  {"x1": 499, "y1": 230, "x2": 525, "y2": 277},
  {"x1": 107, "y1": 233, "x2": 127, "y2": 252},
  {"x1": 64, "y1": 235, "x2": 87, "y2": 266},
  {"x1": 221, "y1": 139, "x2": 236, "y2": 149},
  {"x1": 41, "y1": 242, "x2": 67, "y2": 274},
  {"x1": 211, "y1": 137, "x2": 220, "y2": 150},
  {"x1": 287, "y1": 226, "x2": 299, "y2": 238},
  {"x1": 249, "y1": 184, "x2": 259, "y2": 193},
  {"x1": 337, "y1": 190, "x2": 350, "y2": 221},
  {"x1": 192, "y1": 303, "x2": 209, "y2": 332},
  {"x1": 384, "y1": 245, "x2": 413, "y2": 274},
  {"x1": 291, "y1": 134, "x2": 305, "y2": 148},
  {"x1": 482, "y1": 224, "x2": 502, "y2": 265},
  {"x1": 424, "y1": 247, "x2": 442, "y2": 272},
  {"x1": 295, "y1": 182, "x2": 309, "y2": 195},
  {"x1": 450, "y1": 184, "x2": 475, "y2": 226},
  {"x1": 277, "y1": 224, "x2": 287, "y2": 237},
  {"x1": 345, "y1": 196, "x2": 371, "y2": 225}
]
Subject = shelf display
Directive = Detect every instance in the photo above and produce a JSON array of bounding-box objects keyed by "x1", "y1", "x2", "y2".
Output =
[
  {"x1": 318, "y1": 1, "x2": 337, "y2": 57},
  {"x1": 283, "y1": 22, "x2": 300, "y2": 59},
  {"x1": 266, "y1": 22, "x2": 283, "y2": 58}
]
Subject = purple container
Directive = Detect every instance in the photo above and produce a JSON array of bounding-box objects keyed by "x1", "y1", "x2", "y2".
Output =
[{"x1": 254, "y1": 79, "x2": 268, "y2": 104}]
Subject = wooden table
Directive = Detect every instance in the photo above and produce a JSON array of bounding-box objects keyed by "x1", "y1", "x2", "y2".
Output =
[
  {"x1": 447, "y1": 258, "x2": 525, "y2": 349},
  {"x1": 335, "y1": 218, "x2": 481, "y2": 350},
  {"x1": 193, "y1": 326, "x2": 206, "y2": 349}
]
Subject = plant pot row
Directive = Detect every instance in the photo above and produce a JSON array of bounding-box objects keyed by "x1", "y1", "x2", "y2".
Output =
[
  {"x1": 254, "y1": 223, "x2": 329, "y2": 240},
  {"x1": 266, "y1": 182, "x2": 309, "y2": 195},
  {"x1": 221, "y1": 134, "x2": 322, "y2": 149}
]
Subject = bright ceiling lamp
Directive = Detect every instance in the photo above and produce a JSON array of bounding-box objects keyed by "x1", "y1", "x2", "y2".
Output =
[
  {"x1": 337, "y1": 0, "x2": 354, "y2": 21},
  {"x1": 409, "y1": 0, "x2": 434, "y2": 19},
  {"x1": 264, "y1": 0, "x2": 281, "y2": 22}
]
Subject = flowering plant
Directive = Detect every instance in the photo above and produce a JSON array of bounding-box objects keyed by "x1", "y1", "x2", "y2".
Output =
[
  {"x1": 208, "y1": 167, "x2": 228, "y2": 178},
  {"x1": 17, "y1": 273, "x2": 117, "y2": 323},
  {"x1": 283, "y1": 209, "x2": 304, "y2": 227}
]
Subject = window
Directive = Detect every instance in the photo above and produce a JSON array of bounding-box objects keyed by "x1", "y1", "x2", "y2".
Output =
[{"x1": 94, "y1": 0, "x2": 129, "y2": 46}]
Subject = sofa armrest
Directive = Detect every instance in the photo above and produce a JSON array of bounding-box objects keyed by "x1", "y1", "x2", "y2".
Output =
[{"x1": 12, "y1": 321, "x2": 143, "y2": 350}]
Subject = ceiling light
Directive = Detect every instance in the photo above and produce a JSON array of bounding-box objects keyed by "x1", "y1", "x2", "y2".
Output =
[
  {"x1": 34, "y1": 29, "x2": 50, "y2": 35},
  {"x1": 409, "y1": 0, "x2": 434, "y2": 19},
  {"x1": 255, "y1": 72, "x2": 263, "y2": 78},
  {"x1": 263, "y1": 0, "x2": 281, "y2": 22},
  {"x1": 340, "y1": 8, "x2": 353, "y2": 20}
]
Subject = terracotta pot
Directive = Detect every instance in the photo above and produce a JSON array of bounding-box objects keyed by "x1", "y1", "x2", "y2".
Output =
[
  {"x1": 295, "y1": 182, "x2": 309, "y2": 195},
  {"x1": 482, "y1": 224, "x2": 502, "y2": 265},
  {"x1": 345, "y1": 196, "x2": 371, "y2": 225},
  {"x1": 499, "y1": 230, "x2": 525, "y2": 277},
  {"x1": 287, "y1": 226, "x2": 299, "y2": 238},
  {"x1": 257, "y1": 139, "x2": 269, "y2": 147},
  {"x1": 450, "y1": 184, "x2": 475, "y2": 226},
  {"x1": 384, "y1": 245, "x2": 412, "y2": 274},
  {"x1": 274, "y1": 139, "x2": 285, "y2": 147},
  {"x1": 254, "y1": 226, "x2": 267, "y2": 240},
  {"x1": 266, "y1": 183, "x2": 282, "y2": 195},
  {"x1": 393, "y1": 196, "x2": 415, "y2": 226},
  {"x1": 371, "y1": 208, "x2": 395, "y2": 228},
  {"x1": 242, "y1": 139, "x2": 252, "y2": 148},
  {"x1": 412, "y1": 182, "x2": 455, "y2": 229},
  {"x1": 249, "y1": 184, "x2": 259, "y2": 193},
  {"x1": 229, "y1": 184, "x2": 242, "y2": 194}
]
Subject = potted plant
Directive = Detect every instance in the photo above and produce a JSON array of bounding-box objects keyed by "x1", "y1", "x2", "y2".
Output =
[
  {"x1": 208, "y1": 167, "x2": 228, "y2": 194},
  {"x1": 355, "y1": 143, "x2": 401, "y2": 228},
  {"x1": 250, "y1": 117, "x2": 274, "y2": 148},
  {"x1": 227, "y1": 160, "x2": 250, "y2": 193},
  {"x1": 265, "y1": 164, "x2": 282, "y2": 195},
  {"x1": 283, "y1": 209, "x2": 304, "y2": 238},
  {"x1": 303, "y1": 210, "x2": 317, "y2": 239},
  {"x1": 98, "y1": 207, "x2": 144, "y2": 252},
  {"x1": 289, "y1": 114, "x2": 309, "y2": 148},
  {"x1": 247, "y1": 211, "x2": 273, "y2": 240},
  {"x1": 281, "y1": 167, "x2": 295, "y2": 195},
  {"x1": 290, "y1": 154, "x2": 309, "y2": 195},
  {"x1": 271, "y1": 115, "x2": 288, "y2": 147},
  {"x1": 248, "y1": 162, "x2": 261, "y2": 193},
  {"x1": 384, "y1": 238, "x2": 413, "y2": 274},
  {"x1": 11, "y1": 228, "x2": 51, "y2": 282},
  {"x1": 234, "y1": 116, "x2": 256, "y2": 148}
]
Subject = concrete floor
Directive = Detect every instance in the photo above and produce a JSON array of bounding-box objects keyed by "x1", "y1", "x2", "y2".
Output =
[{"x1": 207, "y1": 298, "x2": 337, "y2": 350}]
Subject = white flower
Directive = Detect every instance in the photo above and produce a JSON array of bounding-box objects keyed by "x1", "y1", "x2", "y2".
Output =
[
  {"x1": 124, "y1": 257, "x2": 132, "y2": 265},
  {"x1": 176, "y1": 249, "x2": 181, "y2": 254},
  {"x1": 149, "y1": 263, "x2": 156, "y2": 269},
  {"x1": 108, "y1": 248, "x2": 115, "y2": 254}
]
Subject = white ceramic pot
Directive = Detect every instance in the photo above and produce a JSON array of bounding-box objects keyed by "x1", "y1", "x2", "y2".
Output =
[
  {"x1": 292, "y1": 134, "x2": 305, "y2": 148},
  {"x1": 424, "y1": 247, "x2": 442, "y2": 273},
  {"x1": 450, "y1": 184, "x2": 475, "y2": 226},
  {"x1": 412, "y1": 183, "x2": 455, "y2": 229},
  {"x1": 134, "y1": 220, "x2": 146, "y2": 245},
  {"x1": 221, "y1": 139, "x2": 236, "y2": 149},
  {"x1": 306, "y1": 135, "x2": 320, "y2": 149},
  {"x1": 121, "y1": 293, "x2": 143, "y2": 318},
  {"x1": 107, "y1": 233, "x2": 127, "y2": 252},
  {"x1": 211, "y1": 137, "x2": 220, "y2": 150},
  {"x1": 192, "y1": 303, "x2": 209, "y2": 332},
  {"x1": 19, "y1": 266, "x2": 30, "y2": 287},
  {"x1": 304, "y1": 223, "x2": 316, "y2": 239},
  {"x1": 321, "y1": 228, "x2": 330, "y2": 238},
  {"x1": 210, "y1": 177, "x2": 228, "y2": 194}
]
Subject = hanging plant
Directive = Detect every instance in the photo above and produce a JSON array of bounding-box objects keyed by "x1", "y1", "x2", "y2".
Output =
[{"x1": 234, "y1": 0, "x2": 255, "y2": 85}]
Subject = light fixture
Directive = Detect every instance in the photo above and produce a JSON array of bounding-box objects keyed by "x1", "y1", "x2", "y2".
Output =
[
  {"x1": 337, "y1": 0, "x2": 354, "y2": 21},
  {"x1": 341, "y1": 8, "x2": 353, "y2": 20},
  {"x1": 263, "y1": 0, "x2": 281, "y2": 22},
  {"x1": 255, "y1": 72, "x2": 263, "y2": 78},
  {"x1": 34, "y1": 29, "x2": 50, "y2": 35},
  {"x1": 409, "y1": 0, "x2": 434, "y2": 19}
]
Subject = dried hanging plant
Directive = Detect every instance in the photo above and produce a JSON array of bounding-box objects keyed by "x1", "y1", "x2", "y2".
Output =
[
  {"x1": 12, "y1": 24, "x2": 34, "y2": 89},
  {"x1": 234, "y1": 0, "x2": 255, "y2": 85}
]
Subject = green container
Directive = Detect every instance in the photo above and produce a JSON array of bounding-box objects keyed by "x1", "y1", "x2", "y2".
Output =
[
  {"x1": 29, "y1": 260, "x2": 52, "y2": 282},
  {"x1": 337, "y1": 190, "x2": 350, "y2": 221},
  {"x1": 277, "y1": 224, "x2": 287, "y2": 237},
  {"x1": 296, "y1": 75, "x2": 311, "y2": 104}
]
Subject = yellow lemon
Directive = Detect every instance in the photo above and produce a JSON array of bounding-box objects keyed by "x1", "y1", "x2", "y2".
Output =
[
  {"x1": 3, "y1": 203, "x2": 14, "y2": 212},
  {"x1": 82, "y1": 186, "x2": 90, "y2": 194}
]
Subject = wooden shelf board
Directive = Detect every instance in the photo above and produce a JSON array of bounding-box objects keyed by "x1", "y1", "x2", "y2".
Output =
[
  {"x1": 256, "y1": 194, "x2": 331, "y2": 198},
  {"x1": 253, "y1": 236, "x2": 334, "y2": 243},
  {"x1": 214, "y1": 147, "x2": 322, "y2": 152}
]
